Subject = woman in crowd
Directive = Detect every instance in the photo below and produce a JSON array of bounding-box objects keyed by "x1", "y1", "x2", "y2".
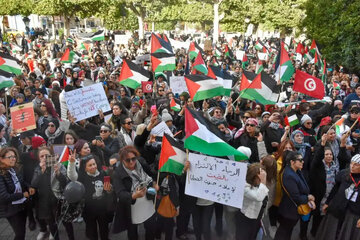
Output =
[
  {"x1": 40, "y1": 99, "x2": 59, "y2": 122},
  {"x1": 107, "y1": 102, "x2": 128, "y2": 137},
  {"x1": 42, "y1": 119, "x2": 65, "y2": 146},
  {"x1": 274, "y1": 151, "x2": 315, "y2": 240},
  {"x1": 298, "y1": 114, "x2": 317, "y2": 148},
  {"x1": 31, "y1": 146, "x2": 73, "y2": 240},
  {"x1": 235, "y1": 163, "x2": 269, "y2": 240},
  {"x1": 63, "y1": 130, "x2": 78, "y2": 146},
  {"x1": 290, "y1": 130, "x2": 312, "y2": 181},
  {"x1": 112, "y1": 146, "x2": 158, "y2": 240},
  {"x1": 233, "y1": 118, "x2": 263, "y2": 163},
  {"x1": 67, "y1": 153, "x2": 113, "y2": 240},
  {"x1": 309, "y1": 132, "x2": 349, "y2": 238},
  {"x1": 0, "y1": 147, "x2": 29, "y2": 240}
]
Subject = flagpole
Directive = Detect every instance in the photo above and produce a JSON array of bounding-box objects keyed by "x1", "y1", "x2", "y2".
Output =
[
  {"x1": 5, "y1": 90, "x2": 8, "y2": 119},
  {"x1": 186, "y1": 149, "x2": 190, "y2": 184}
]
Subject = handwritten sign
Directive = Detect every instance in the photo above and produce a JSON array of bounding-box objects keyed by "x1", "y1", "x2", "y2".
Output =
[
  {"x1": 185, "y1": 153, "x2": 247, "y2": 209},
  {"x1": 150, "y1": 121, "x2": 173, "y2": 137},
  {"x1": 258, "y1": 52, "x2": 268, "y2": 61},
  {"x1": 170, "y1": 76, "x2": 187, "y2": 94},
  {"x1": 10, "y1": 103, "x2": 36, "y2": 133},
  {"x1": 64, "y1": 83, "x2": 111, "y2": 122}
]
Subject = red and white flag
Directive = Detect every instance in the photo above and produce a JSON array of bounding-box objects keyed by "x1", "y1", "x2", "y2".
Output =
[{"x1": 293, "y1": 70, "x2": 325, "y2": 99}]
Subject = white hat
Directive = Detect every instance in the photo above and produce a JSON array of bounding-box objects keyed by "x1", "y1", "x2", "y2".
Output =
[
  {"x1": 301, "y1": 114, "x2": 312, "y2": 125},
  {"x1": 351, "y1": 154, "x2": 360, "y2": 164},
  {"x1": 237, "y1": 146, "x2": 252, "y2": 159},
  {"x1": 161, "y1": 109, "x2": 173, "y2": 122}
]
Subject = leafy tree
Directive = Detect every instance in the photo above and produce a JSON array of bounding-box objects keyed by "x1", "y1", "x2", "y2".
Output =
[
  {"x1": 0, "y1": 0, "x2": 34, "y2": 16},
  {"x1": 302, "y1": 0, "x2": 360, "y2": 73}
]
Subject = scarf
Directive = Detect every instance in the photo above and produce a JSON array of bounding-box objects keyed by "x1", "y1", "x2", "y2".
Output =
[
  {"x1": 8, "y1": 169, "x2": 26, "y2": 205},
  {"x1": 86, "y1": 169, "x2": 100, "y2": 177},
  {"x1": 123, "y1": 161, "x2": 152, "y2": 192},
  {"x1": 45, "y1": 127, "x2": 63, "y2": 145},
  {"x1": 290, "y1": 130, "x2": 310, "y2": 157},
  {"x1": 269, "y1": 122, "x2": 280, "y2": 130}
]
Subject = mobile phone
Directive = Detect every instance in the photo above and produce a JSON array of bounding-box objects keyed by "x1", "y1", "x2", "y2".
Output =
[
  {"x1": 95, "y1": 136, "x2": 102, "y2": 141},
  {"x1": 151, "y1": 105, "x2": 158, "y2": 116},
  {"x1": 138, "y1": 181, "x2": 147, "y2": 190},
  {"x1": 104, "y1": 176, "x2": 110, "y2": 184}
]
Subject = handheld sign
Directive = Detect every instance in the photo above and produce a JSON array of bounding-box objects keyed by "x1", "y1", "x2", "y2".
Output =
[
  {"x1": 64, "y1": 83, "x2": 111, "y2": 122},
  {"x1": 185, "y1": 153, "x2": 247, "y2": 209},
  {"x1": 10, "y1": 102, "x2": 36, "y2": 133}
]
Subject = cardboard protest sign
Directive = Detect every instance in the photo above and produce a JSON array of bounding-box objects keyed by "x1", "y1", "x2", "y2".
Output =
[
  {"x1": 185, "y1": 153, "x2": 247, "y2": 208},
  {"x1": 150, "y1": 121, "x2": 173, "y2": 137},
  {"x1": 169, "y1": 76, "x2": 187, "y2": 94},
  {"x1": 114, "y1": 34, "x2": 131, "y2": 45},
  {"x1": 64, "y1": 83, "x2": 111, "y2": 122},
  {"x1": 10, "y1": 102, "x2": 36, "y2": 133}
]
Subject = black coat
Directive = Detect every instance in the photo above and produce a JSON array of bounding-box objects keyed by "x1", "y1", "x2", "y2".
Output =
[
  {"x1": 0, "y1": 169, "x2": 27, "y2": 218},
  {"x1": 278, "y1": 166, "x2": 310, "y2": 220},
  {"x1": 232, "y1": 133, "x2": 259, "y2": 163},
  {"x1": 261, "y1": 121, "x2": 284, "y2": 154},
  {"x1": 309, "y1": 146, "x2": 349, "y2": 214},
  {"x1": 69, "y1": 122, "x2": 101, "y2": 142},
  {"x1": 112, "y1": 159, "x2": 153, "y2": 233}
]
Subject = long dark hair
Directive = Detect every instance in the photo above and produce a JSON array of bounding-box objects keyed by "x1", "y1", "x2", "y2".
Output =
[{"x1": 0, "y1": 147, "x2": 19, "y2": 175}]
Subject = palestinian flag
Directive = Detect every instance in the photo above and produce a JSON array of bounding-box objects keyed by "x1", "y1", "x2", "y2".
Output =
[
  {"x1": 321, "y1": 58, "x2": 327, "y2": 83},
  {"x1": 159, "y1": 134, "x2": 186, "y2": 175},
  {"x1": 184, "y1": 74, "x2": 224, "y2": 101},
  {"x1": 162, "y1": 33, "x2": 170, "y2": 43},
  {"x1": 314, "y1": 51, "x2": 324, "y2": 72},
  {"x1": 184, "y1": 107, "x2": 248, "y2": 161},
  {"x1": 284, "y1": 114, "x2": 299, "y2": 127},
  {"x1": 118, "y1": 59, "x2": 150, "y2": 89},
  {"x1": 60, "y1": 48, "x2": 76, "y2": 63},
  {"x1": 255, "y1": 60, "x2": 264, "y2": 74},
  {"x1": 242, "y1": 54, "x2": 249, "y2": 69},
  {"x1": 309, "y1": 39, "x2": 321, "y2": 57},
  {"x1": 0, "y1": 69, "x2": 14, "y2": 89},
  {"x1": 214, "y1": 46, "x2": 222, "y2": 58},
  {"x1": 207, "y1": 65, "x2": 232, "y2": 96},
  {"x1": 67, "y1": 37, "x2": 74, "y2": 44},
  {"x1": 239, "y1": 71, "x2": 257, "y2": 92},
  {"x1": 90, "y1": 30, "x2": 105, "y2": 41},
  {"x1": 58, "y1": 146, "x2": 70, "y2": 166},
  {"x1": 170, "y1": 98, "x2": 181, "y2": 111},
  {"x1": 240, "y1": 71, "x2": 280, "y2": 105},
  {"x1": 10, "y1": 44, "x2": 22, "y2": 54},
  {"x1": 189, "y1": 41, "x2": 203, "y2": 60},
  {"x1": 296, "y1": 42, "x2": 305, "y2": 62},
  {"x1": 0, "y1": 53, "x2": 22, "y2": 75},
  {"x1": 78, "y1": 41, "x2": 91, "y2": 52},
  {"x1": 334, "y1": 115, "x2": 346, "y2": 136},
  {"x1": 224, "y1": 45, "x2": 234, "y2": 59},
  {"x1": 304, "y1": 46, "x2": 313, "y2": 62},
  {"x1": 255, "y1": 40, "x2": 264, "y2": 51},
  {"x1": 151, "y1": 52, "x2": 176, "y2": 72},
  {"x1": 274, "y1": 41, "x2": 295, "y2": 83},
  {"x1": 192, "y1": 51, "x2": 208, "y2": 75},
  {"x1": 151, "y1": 33, "x2": 173, "y2": 54},
  {"x1": 333, "y1": 81, "x2": 340, "y2": 90}
]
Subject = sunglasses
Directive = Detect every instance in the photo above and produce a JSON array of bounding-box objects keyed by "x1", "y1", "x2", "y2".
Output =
[
  {"x1": 100, "y1": 130, "x2": 109, "y2": 133},
  {"x1": 245, "y1": 124, "x2": 255, "y2": 127},
  {"x1": 41, "y1": 104, "x2": 46, "y2": 107},
  {"x1": 35, "y1": 93, "x2": 42, "y2": 96},
  {"x1": 48, "y1": 124, "x2": 55, "y2": 127},
  {"x1": 243, "y1": 116, "x2": 250, "y2": 119},
  {"x1": 305, "y1": 122, "x2": 313, "y2": 125},
  {"x1": 158, "y1": 89, "x2": 164, "y2": 92},
  {"x1": 125, "y1": 121, "x2": 133, "y2": 125},
  {"x1": 295, "y1": 158, "x2": 304, "y2": 162},
  {"x1": 351, "y1": 111, "x2": 359, "y2": 114},
  {"x1": 124, "y1": 157, "x2": 137, "y2": 163},
  {"x1": 255, "y1": 107, "x2": 261, "y2": 110},
  {"x1": 91, "y1": 65, "x2": 96, "y2": 68}
]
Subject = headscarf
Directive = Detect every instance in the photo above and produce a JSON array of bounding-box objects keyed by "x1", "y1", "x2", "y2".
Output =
[
  {"x1": 234, "y1": 118, "x2": 258, "y2": 139},
  {"x1": 290, "y1": 130, "x2": 310, "y2": 157}
]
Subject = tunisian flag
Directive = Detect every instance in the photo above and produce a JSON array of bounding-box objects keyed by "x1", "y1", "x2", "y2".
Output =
[{"x1": 293, "y1": 70, "x2": 325, "y2": 99}]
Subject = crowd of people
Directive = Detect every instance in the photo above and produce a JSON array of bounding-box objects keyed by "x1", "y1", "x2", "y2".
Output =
[{"x1": 0, "y1": 29, "x2": 360, "y2": 240}]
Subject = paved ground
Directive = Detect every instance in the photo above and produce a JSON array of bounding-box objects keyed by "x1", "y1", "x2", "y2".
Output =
[{"x1": 0, "y1": 213, "x2": 310, "y2": 240}]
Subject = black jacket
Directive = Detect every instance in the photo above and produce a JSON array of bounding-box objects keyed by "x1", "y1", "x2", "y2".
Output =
[
  {"x1": 261, "y1": 121, "x2": 284, "y2": 154},
  {"x1": 112, "y1": 158, "x2": 153, "y2": 233},
  {"x1": 232, "y1": 133, "x2": 259, "y2": 163},
  {"x1": 69, "y1": 122, "x2": 101, "y2": 142},
  {"x1": 309, "y1": 146, "x2": 349, "y2": 214},
  {"x1": 278, "y1": 166, "x2": 310, "y2": 220},
  {"x1": 0, "y1": 169, "x2": 27, "y2": 218}
]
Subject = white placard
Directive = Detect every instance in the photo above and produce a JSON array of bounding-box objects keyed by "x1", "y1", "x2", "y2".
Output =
[
  {"x1": 258, "y1": 52, "x2": 268, "y2": 61},
  {"x1": 65, "y1": 83, "x2": 111, "y2": 122},
  {"x1": 236, "y1": 50, "x2": 245, "y2": 61},
  {"x1": 114, "y1": 34, "x2": 131, "y2": 45},
  {"x1": 150, "y1": 121, "x2": 173, "y2": 137},
  {"x1": 170, "y1": 76, "x2": 187, "y2": 94},
  {"x1": 135, "y1": 54, "x2": 151, "y2": 64},
  {"x1": 169, "y1": 38, "x2": 189, "y2": 50},
  {"x1": 185, "y1": 153, "x2": 247, "y2": 209}
]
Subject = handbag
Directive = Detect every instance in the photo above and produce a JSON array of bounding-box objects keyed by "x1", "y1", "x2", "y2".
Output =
[
  {"x1": 157, "y1": 195, "x2": 177, "y2": 218},
  {"x1": 281, "y1": 173, "x2": 311, "y2": 216}
]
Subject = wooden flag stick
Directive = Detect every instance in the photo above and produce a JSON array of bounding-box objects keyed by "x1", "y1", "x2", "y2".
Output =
[{"x1": 154, "y1": 171, "x2": 160, "y2": 207}]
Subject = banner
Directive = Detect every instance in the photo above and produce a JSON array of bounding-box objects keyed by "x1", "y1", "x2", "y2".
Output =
[
  {"x1": 114, "y1": 34, "x2": 132, "y2": 45},
  {"x1": 185, "y1": 153, "x2": 247, "y2": 209},
  {"x1": 169, "y1": 76, "x2": 187, "y2": 94},
  {"x1": 10, "y1": 102, "x2": 36, "y2": 133},
  {"x1": 64, "y1": 83, "x2": 111, "y2": 122},
  {"x1": 150, "y1": 121, "x2": 173, "y2": 137},
  {"x1": 258, "y1": 52, "x2": 268, "y2": 61}
]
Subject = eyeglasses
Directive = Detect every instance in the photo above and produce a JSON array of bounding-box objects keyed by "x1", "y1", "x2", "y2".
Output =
[
  {"x1": 125, "y1": 121, "x2": 133, "y2": 125},
  {"x1": 295, "y1": 158, "x2": 304, "y2": 162},
  {"x1": 245, "y1": 124, "x2": 255, "y2": 127},
  {"x1": 41, "y1": 104, "x2": 46, "y2": 107},
  {"x1": 35, "y1": 93, "x2": 42, "y2": 96},
  {"x1": 243, "y1": 116, "x2": 250, "y2": 119},
  {"x1": 4, "y1": 155, "x2": 16, "y2": 160},
  {"x1": 351, "y1": 111, "x2": 359, "y2": 114},
  {"x1": 48, "y1": 124, "x2": 55, "y2": 127},
  {"x1": 158, "y1": 89, "x2": 164, "y2": 92},
  {"x1": 90, "y1": 65, "x2": 96, "y2": 68},
  {"x1": 305, "y1": 122, "x2": 313, "y2": 125},
  {"x1": 124, "y1": 157, "x2": 137, "y2": 163},
  {"x1": 100, "y1": 130, "x2": 109, "y2": 133},
  {"x1": 255, "y1": 107, "x2": 261, "y2": 110}
]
